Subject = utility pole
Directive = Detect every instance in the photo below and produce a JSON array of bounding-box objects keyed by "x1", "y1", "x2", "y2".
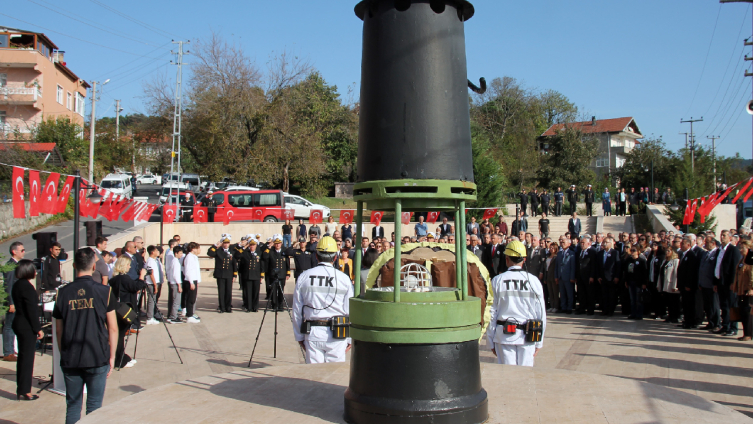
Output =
[
  {"x1": 169, "y1": 40, "x2": 189, "y2": 206},
  {"x1": 679, "y1": 132, "x2": 689, "y2": 150},
  {"x1": 88, "y1": 79, "x2": 109, "y2": 183},
  {"x1": 680, "y1": 117, "x2": 703, "y2": 172},
  {"x1": 708, "y1": 135, "x2": 719, "y2": 190},
  {"x1": 719, "y1": 0, "x2": 753, "y2": 161}
]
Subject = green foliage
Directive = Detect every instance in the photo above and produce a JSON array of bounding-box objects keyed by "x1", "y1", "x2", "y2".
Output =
[
  {"x1": 0, "y1": 256, "x2": 14, "y2": 317},
  {"x1": 468, "y1": 123, "x2": 506, "y2": 219},
  {"x1": 664, "y1": 203, "x2": 717, "y2": 234},
  {"x1": 617, "y1": 137, "x2": 675, "y2": 191},
  {"x1": 536, "y1": 125, "x2": 598, "y2": 190},
  {"x1": 35, "y1": 117, "x2": 88, "y2": 167}
]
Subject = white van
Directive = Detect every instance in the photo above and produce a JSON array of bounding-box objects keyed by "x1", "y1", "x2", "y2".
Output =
[
  {"x1": 99, "y1": 173, "x2": 133, "y2": 199},
  {"x1": 159, "y1": 182, "x2": 190, "y2": 204}
]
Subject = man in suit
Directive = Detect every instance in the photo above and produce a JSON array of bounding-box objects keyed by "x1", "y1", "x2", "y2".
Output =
[
  {"x1": 530, "y1": 189, "x2": 540, "y2": 217},
  {"x1": 596, "y1": 238, "x2": 621, "y2": 316},
  {"x1": 540, "y1": 190, "x2": 551, "y2": 216},
  {"x1": 484, "y1": 234, "x2": 505, "y2": 277},
  {"x1": 438, "y1": 217, "x2": 452, "y2": 238},
  {"x1": 3, "y1": 241, "x2": 24, "y2": 361},
  {"x1": 715, "y1": 230, "x2": 743, "y2": 336},
  {"x1": 518, "y1": 189, "x2": 529, "y2": 216},
  {"x1": 123, "y1": 241, "x2": 141, "y2": 281},
  {"x1": 208, "y1": 234, "x2": 238, "y2": 313},
  {"x1": 555, "y1": 236, "x2": 577, "y2": 313},
  {"x1": 527, "y1": 236, "x2": 545, "y2": 284},
  {"x1": 677, "y1": 237, "x2": 700, "y2": 329},
  {"x1": 372, "y1": 223, "x2": 385, "y2": 240},
  {"x1": 583, "y1": 185, "x2": 595, "y2": 216},
  {"x1": 568, "y1": 212, "x2": 582, "y2": 240},
  {"x1": 688, "y1": 234, "x2": 706, "y2": 326},
  {"x1": 575, "y1": 236, "x2": 597, "y2": 315},
  {"x1": 469, "y1": 235, "x2": 483, "y2": 261},
  {"x1": 92, "y1": 237, "x2": 110, "y2": 286},
  {"x1": 566, "y1": 185, "x2": 579, "y2": 215}
]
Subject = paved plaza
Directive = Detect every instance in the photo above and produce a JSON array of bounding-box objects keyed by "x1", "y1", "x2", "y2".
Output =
[{"x1": 1, "y1": 279, "x2": 752, "y2": 423}]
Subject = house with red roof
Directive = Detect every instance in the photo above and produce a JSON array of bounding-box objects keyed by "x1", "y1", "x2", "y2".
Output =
[
  {"x1": 539, "y1": 116, "x2": 643, "y2": 176},
  {"x1": 0, "y1": 142, "x2": 65, "y2": 166}
]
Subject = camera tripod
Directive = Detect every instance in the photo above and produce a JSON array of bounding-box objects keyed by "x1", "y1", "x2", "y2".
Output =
[
  {"x1": 119, "y1": 286, "x2": 183, "y2": 370},
  {"x1": 247, "y1": 276, "x2": 305, "y2": 367}
]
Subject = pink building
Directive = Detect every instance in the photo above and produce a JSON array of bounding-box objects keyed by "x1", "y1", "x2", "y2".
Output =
[{"x1": 0, "y1": 26, "x2": 89, "y2": 139}]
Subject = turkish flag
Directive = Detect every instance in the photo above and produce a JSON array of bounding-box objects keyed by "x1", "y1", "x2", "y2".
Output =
[
  {"x1": 89, "y1": 190, "x2": 106, "y2": 218},
  {"x1": 339, "y1": 209, "x2": 355, "y2": 224},
  {"x1": 40, "y1": 172, "x2": 60, "y2": 214},
  {"x1": 223, "y1": 208, "x2": 236, "y2": 226},
  {"x1": 370, "y1": 211, "x2": 384, "y2": 224},
  {"x1": 253, "y1": 208, "x2": 264, "y2": 221},
  {"x1": 689, "y1": 198, "x2": 699, "y2": 218},
  {"x1": 682, "y1": 200, "x2": 692, "y2": 226},
  {"x1": 743, "y1": 185, "x2": 753, "y2": 203},
  {"x1": 714, "y1": 185, "x2": 735, "y2": 208},
  {"x1": 11, "y1": 166, "x2": 25, "y2": 218},
  {"x1": 482, "y1": 208, "x2": 498, "y2": 220},
  {"x1": 282, "y1": 208, "x2": 295, "y2": 221},
  {"x1": 401, "y1": 212, "x2": 413, "y2": 225},
  {"x1": 54, "y1": 176, "x2": 75, "y2": 214},
  {"x1": 120, "y1": 201, "x2": 140, "y2": 222},
  {"x1": 426, "y1": 211, "x2": 440, "y2": 224},
  {"x1": 28, "y1": 170, "x2": 40, "y2": 217},
  {"x1": 137, "y1": 204, "x2": 158, "y2": 221},
  {"x1": 310, "y1": 209, "x2": 323, "y2": 224},
  {"x1": 97, "y1": 195, "x2": 113, "y2": 219},
  {"x1": 732, "y1": 178, "x2": 753, "y2": 204},
  {"x1": 163, "y1": 204, "x2": 177, "y2": 223},
  {"x1": 109, "y1": 198, "x2": 129, "y2": 221},
  {"x1": 193, "y1": 205, "x2": 208, "y2": 223}
]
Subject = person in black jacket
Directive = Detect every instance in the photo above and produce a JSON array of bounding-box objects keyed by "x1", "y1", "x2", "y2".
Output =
[
  {"x1": 716, "y1": 230, "x2": 744, "y2": 336},
  {"x1": 110, "y1": 256, "x2": 147, "y2": 367},
  {"x1": 11, "y1": 260, "x2": 43, "y2": 400},
  {"x1": 575, "y1": 236, "x2": 598, "y2": 315},
  {"x1": 624, "y1": 247, "x2": 648, "y2": 319},
  {"x1": 566, "y1": 185, "x2": 579, "y2": 215},
  {"x1": 677, "y1": 238, "x2": 700, "y2": 329},
  {"x1": 530, "y1": 189, "x2": 540, "y2": 217},
  {"x1": 208, "y1": 234, "x2": 238, "y2": 313},
  {"x1": 263, "y1": 234, "x2": 291, "y2": 311},
  {"x1": 596, "y1": 238, "x2": 621, "y2": 316},
  {"x1": 583, "y1": 185, "x2": 595, "y2": 216},
  {"x1": 518, "y1": 189, "x2": 529, "y2": 216},
  {"x1": 287, "y1": 238, "x2": 317, "y2": 281},
  {"x1": 239, "y1": 238, "x2": 263, "y2": 312},
  {"x1": 41, "y1": 242, "x2": 64, "y2": 291}
]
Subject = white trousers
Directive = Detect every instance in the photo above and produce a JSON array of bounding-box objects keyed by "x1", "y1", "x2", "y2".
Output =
[
  {"x1": 304, "y1": 340, "x2": 347, "y2": 364},
  {"x1": 494, "y1": 343, "x2": 536, "y2": 367}
]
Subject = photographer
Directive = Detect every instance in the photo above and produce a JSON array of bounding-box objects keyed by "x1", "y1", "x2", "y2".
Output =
[
  {"x1": 110, "y1": 256, "x2": 147, "y2": 367},
  {"x1": 41, "y1": 242, "x2": 65, "y2": 291},
  {"x1": 292, "y1": 236, "x2": 354, "y2": 364}
]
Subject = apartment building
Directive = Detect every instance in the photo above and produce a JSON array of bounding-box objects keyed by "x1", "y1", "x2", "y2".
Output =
[{"x1": 0, "y1": 26, "x2": 89, "y2": 139}]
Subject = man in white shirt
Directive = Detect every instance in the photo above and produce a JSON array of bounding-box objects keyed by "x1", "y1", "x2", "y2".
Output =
[
  {"x1": 166, "y1": 246, "x2": 184, "y2": 324},
  {"x1": 145, "y1": 245, "x2": 162, "y2": 325}
]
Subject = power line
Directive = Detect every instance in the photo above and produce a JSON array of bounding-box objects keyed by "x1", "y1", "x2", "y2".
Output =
[
  {"x1": 94, "y1": 43, "x2": 172, "y2": 80},
  {"x1": 684, "y1": 4, "x2": 723, "y2": 116},
  {"x1": 0, "y1": 12, "x2": 167, "y2": 60},
  {"x1": 88, "y1": 0, "x2": 183, "y2": 40},
  {"x1": 708, "y1": 67, "x2": 750, "y2": 136},
  {"x1": 105, "y1": 62, "x2": 170, "y2": 93},
  {"x1": 719, "y1": 76, "x2": 753, "y2": 142}
]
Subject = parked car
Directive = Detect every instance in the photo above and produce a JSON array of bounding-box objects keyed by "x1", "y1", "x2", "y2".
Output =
[
  {"x1": 283, "y1": 193, "x2": 331, "y2": 220},
  {"x1": 99, "y1": 173, "x2": 133, "y2": 199},
  {"x1": 159, "y1": 182, "x2": 191, "y2": 204},
  {"x1": 210, "y1": 189, "x2": 287, "y2": 222},
  {"x1": 137, "y1": 174, "x2": 161, "y2": 185}
]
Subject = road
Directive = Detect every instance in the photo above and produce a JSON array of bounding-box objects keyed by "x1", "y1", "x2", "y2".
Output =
[{"x1": 0, "y1": 184, "x2": 163, "y2": 259}]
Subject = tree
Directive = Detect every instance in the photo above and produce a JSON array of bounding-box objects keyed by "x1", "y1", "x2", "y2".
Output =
[
  {"x1": 664, "y1": 204, "x2": 717, "y2": 234},
  {"x1": 35, "y1": 117, "x2": 88, "y2": 167},
  {"x1": 617, "y1": 137, "x2": 676, "y2": 193},
  {"x1": 468, "y1": 123, "x2": 505, "y2": 219},
  {"x1": 536, "y1": 125, "x2": 598, "y2": 190}
]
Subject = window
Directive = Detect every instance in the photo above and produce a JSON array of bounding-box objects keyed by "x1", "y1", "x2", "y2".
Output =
[
  {"x1": 615, "y1": 156, "x2": 626, "y2": 168},
  {"x1": 595, "y1": 157, "x2": 609, "y2": 168},
  {"x1": 0, "y1": 34, "x2": 8, "y2": 48},
  {"x1": 74, "y1": 92, "x2": 85, "y2": 116},
  {"x1": 56, "y1": 85, "x2": 63, "y2": 104},
  {"x1": 228, "y1": 193, "x2": 253, "y2": 207},
  {"x1": 212, "y1": 193, "x2": 225, "y2": 205},
  {"x1": 66, "y1": 92, "x2": 72, "y2": 110},
  {"x1": 0, "y1": 111, "x2": 6, "y2": 130},
  {"x1": 255, "y1": 193, "x2": 280, "y2": 207},
  {"x1": 0, "y1": 73, "x2": 6, "y2": 87}
]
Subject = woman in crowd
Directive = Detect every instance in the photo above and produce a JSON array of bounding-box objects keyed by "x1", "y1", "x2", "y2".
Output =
[
  {"x1": 496, "y1": 216, "x2": 508, "y2": 237},
  {"x1": 336, "y1": 246, "x2": 354, "y2": 281},
  {"x1": 624, "y1": 247, "x2": 648, "y2": 320},
  {"x1": 297, "y1": 219, "x2": 307, "y2": 242},
  {"x1": 110, "y1": 256, "x2": 147, "y2": 368},
  {"x1": 11, "y1": 260, "x2": 43, "y2": 401},
  {"x1": 282, "y1": 220, "x2": 293, "y2": 249},
  {"x1": 325, "y1": 216, "x2": 338, "y2": 236},
  {"x1": 733, "y1": 240, "x2": 753, "y2": 341},
  {"x1": 544, "y1": 242, "x2": 559, "y2": 313},
  {"x1": 657, "y1": 246, "x2": 681, "y2": 323},
  {"x1": 602, "y1": 188, "x2": 612, "y2": 216},
  {"x1": 646, "y1": 242, "x2": 663, "y2": 319},
  {"x1": 480, "y1": 218, "x2": 492, "y2": 234},
  {"x1": 360, "y1": 248, "x2": 380, "y2": 295},
  {"x1": 341, "y1": 220, "x2": 354, "y2": 241}
]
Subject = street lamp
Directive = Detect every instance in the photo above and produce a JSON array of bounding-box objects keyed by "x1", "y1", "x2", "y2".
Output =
[{"x1": 73, "y1": 170, "x2": 103, "y2": 252}]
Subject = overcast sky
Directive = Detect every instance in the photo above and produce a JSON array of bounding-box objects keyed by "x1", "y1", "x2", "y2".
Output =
[{"x1": 5, "y1": 0, "x2": 753, "y2": 158}]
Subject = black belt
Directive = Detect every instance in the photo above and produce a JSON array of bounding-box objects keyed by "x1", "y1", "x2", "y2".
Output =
[
  {"x1": 307, "y1": 320, "x2": 331, "y2": 327},
  {"x1": 496, "y1": 320, "x2": 526, "y2": 330}
]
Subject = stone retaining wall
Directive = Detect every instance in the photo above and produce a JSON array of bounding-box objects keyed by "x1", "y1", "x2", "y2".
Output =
[{"x1": 0, "y1": 200, "x2": 56, "y2": 241}]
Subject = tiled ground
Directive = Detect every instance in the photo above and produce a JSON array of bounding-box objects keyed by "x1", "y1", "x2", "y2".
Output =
[{"x1": 1, "y1": 279, "x2": 752, "y2": 423}]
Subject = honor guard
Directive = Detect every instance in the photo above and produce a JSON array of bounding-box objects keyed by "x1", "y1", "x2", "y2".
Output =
[
  {"x1": 487, "y1": 240, "x2": 547, "y2": 367},
  {"x1": 207, "y1": 234, "x2": 237, "y2": 313},
  {"x1": 292, "y1": 236, "x2": 354, "y2": 364},
  {"x1": 233, "y1": 235, "x2": 249, "y2": 296},
  {"x1": 262, "y1": 234, "x2": 290, "y2": 311},
  {"x1": 287, "y1": 236, "x2": 318, "y2": 280},
  {"x1": 239, "y1": 235, "x2": 262, "y2": 312}
]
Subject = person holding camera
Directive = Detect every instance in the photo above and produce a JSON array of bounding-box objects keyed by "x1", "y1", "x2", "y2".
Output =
[
  {"x1": 292, "y1": 236, "x2": 354, "y2": 364},
  {"x1": 42, "y1": 242, "x2": 65, "y2": 291},
  {"x1": 262, "y1": 234, "x2": 290, "y2": 311},
  {"x1": 208, "y1": 234, "x2": 237, "y2": 313},
  {"x1": 487, "y1": 240, "x2": 546, "y2": 367}
]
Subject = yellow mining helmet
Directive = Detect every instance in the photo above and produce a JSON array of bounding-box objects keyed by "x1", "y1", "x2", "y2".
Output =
[
  {"x1": 317, "y1": 236, "x2": 338, "y2": 253},
  {"x1": 504, "y1": 240, "x2": 527, "y2": 258}
]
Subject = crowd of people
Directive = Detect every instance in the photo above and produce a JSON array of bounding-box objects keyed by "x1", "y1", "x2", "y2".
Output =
[{"x1": 516, "y1": 185, "x2": 678, "y2": 217}]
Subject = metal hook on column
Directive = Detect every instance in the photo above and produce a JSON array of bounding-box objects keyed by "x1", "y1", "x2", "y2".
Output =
[{"x1": 467, "y1": 77, "x2": 486, "y2": 94}]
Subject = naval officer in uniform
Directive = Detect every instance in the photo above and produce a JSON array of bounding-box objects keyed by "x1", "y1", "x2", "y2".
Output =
[
  {"x1": 292, "y1": 236, "x2": 354, "y2": 364},
  {"x1": 487, "y1": 240, "x2": 547, "y2": 366},
  {"x1": 262, "y1": 234, "x2": 290, "y2": 311},
  {"x1": 207, "y1": 234, "x2": 237, "y2": 313},
  {"x1": 239, "y1": 236, "x2": 262, "y2": 312}
]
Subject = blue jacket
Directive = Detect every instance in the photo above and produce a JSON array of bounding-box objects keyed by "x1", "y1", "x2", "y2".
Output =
[
  {"x1": 568, "y1": 218, "x2": 582, "y2": 235},
  {"x1": 555, "y1": 248, "x2": 576, "y2": 281}
]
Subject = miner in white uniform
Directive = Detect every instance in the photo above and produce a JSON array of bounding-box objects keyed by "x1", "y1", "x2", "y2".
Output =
[
  {"x1": 487, "y1": 240, "x2": 547, "y2": 366},
  {"x1": 292, "y1": 236, "x2": 354, "y2": 364}
]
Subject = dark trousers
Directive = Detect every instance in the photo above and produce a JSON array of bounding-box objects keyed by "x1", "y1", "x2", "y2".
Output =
[
  {"x1": 576, "y1": 279, "x2": 596, "y2": 313},
  {"x1": 586, "y1": 202, "x2": 593, "y2": 216},
  {"x1": 619, "y1": 202, "x2": 626, "y2": 216},
  {"x1": 542, "y1": 203, "x2": 550, "y2": 216},
  {"x1": 701, "y1": 287, "x2": 721, "y2": 328},
  {"x1": 665, "y1": 292, "x2": 681, "y2": 321},
  {"x1": 681, "y1": 288, "x2": 697, "y2": 326},
  {"x1": 217, "y1": 278, "x2": 232, "y2": 311},
  {"x1": 555, "y1": 202, "x2": 563, "y2": 216},
  {"x1": 619, "y1": 284, "x2": 632, "y2": 315},
  {"x1": 182, "y1": 281, "x2": 198, "y2": 317},
  {"x1": 739, "y1": 295, "x2": 752, "y2": 338},
  {"x1": 63, "y1": 364, "x2": 109, "y2": 424},
  {"x1": 628, "y1": 285, "x2": 644, "y2": 318},
  {"x1": 569, "y1": 202, "x2": 576, "y2": 214},
  {"x1": 521, "y1": 203, "x2": 527, "y2": 216},
  {"x1": 2, "y1": 312, "x2": 15, "y2": 356},
  {"x1": 244, "y1": 279, "x2": 261, "y2": 311},
  {"x1": 531, "y1": 203, "x2": 538, "y2": 217},
  {"x1": 600, "y1": 280, "x2": 616, "y2": 314},
  {"x1": 15, "y1": 330, "x2": 35, "y2": 395},
  {"x1": 115, "y1": 322, "x2": 131, "y2": 368},
  {"x1": 719, "y1": 285, "x2": 738, "y2": 332}
]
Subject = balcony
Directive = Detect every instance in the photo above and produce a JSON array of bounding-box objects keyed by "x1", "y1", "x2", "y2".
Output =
[{"x1": 0, "y1": 86, "x2": 42, "y2": 106}]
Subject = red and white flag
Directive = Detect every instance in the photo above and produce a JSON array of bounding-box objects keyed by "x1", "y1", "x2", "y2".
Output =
[
  {"x1": 193, "y1": 205, "x2": 208, "y2": 223},
  {"x1": 11, "y1": 166, "x2": 25, "y2": 218},
  {"x1": 482, "y1": 208, "x2": 498, "y2": 220},
  {"x1": 28, "y1": 170, "x2": 40, "y2": 217},
  {"x1": 40, "y1": 172, "x2": 60, "y2": 214},
  {"x1": 426, "y1": 211, "x2": 440, "y2": 224},
  {"x1": 97, "y1": 195, "x2": 113, "y2": 219},
  {"x1": 120, "y1": 201, "x2": 140, "y2": 222},
  {"x1": 282, "y1": 208, "x2": 295, "y2": 221},
  {"x1": 223, "y1": 208, "x2": 236, "y2": 226},
  {"x1": 108, "y1": 198, "x2": 130, "y2": 221},
  {"x1": 743, "y1": 185, "x2": 753, "y2": 203},
  {"x1": 682, "y1": 199, "x2": 692, "y2": 226},
  {"x1": 339, "y1": 209, "x2": 355, "y2": 224},
  {"x1": 163, "y1": 204, "x2": 178, "y2": 223},
  {"x1": 54, "y1": 176, "x2": 75, "y2": 214},
  {"x1": 137, "y1": 204, "x2": 158, "y2": 221},
  {"x1": 732, "y1": 178, "x2": 753, "y2": 204},
  {"x1": 370, "y1": 211, "x2": 384, "y2": 225},
  {"x1": 309, "y1": 209, "x2": 323, "y2": 224},
  {"x1": 401, "y1": 211, "x2": 413, "y2": 225}
]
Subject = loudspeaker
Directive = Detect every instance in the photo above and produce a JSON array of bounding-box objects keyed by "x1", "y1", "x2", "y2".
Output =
[
  {"x1": 85, "y1": 220, "x2": 103, "y2": 247},
  {"x1": 31, "y1": 232, "x2": 57, "y2": 259},
  {"x1": 746, "y1": 100, "x2": 753, "y2": 115}
]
